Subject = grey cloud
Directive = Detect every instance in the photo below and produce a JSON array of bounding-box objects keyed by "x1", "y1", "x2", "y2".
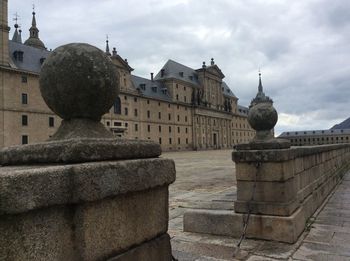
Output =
[{"x1": 8, "y1": 0, "x2": 350, "y2": 134}]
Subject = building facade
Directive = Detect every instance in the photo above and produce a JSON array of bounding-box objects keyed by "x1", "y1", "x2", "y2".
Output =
[
  {"x1": 0, "y1": 0, "x2": 254, "y2": 151},
  {"x1": 279, "y1": 129, "x2": 350, "y2": 146}
]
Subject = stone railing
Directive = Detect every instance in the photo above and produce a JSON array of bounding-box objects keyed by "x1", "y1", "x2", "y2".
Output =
[{"x1": 184, "y1": 143, "x2": 350, "y2": 243}]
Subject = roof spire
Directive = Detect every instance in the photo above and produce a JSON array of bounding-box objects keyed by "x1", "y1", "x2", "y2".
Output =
[
  {"x1": 24, "y1": 5, "x2": 46, "y2": 49},
  {"x1": 258, "y1": 70, "x2": 263, "y2": 93},
  {"x1": 105, "y1": 35, "x2": 111, "y2": 56},
  {"x1": 12, "y1": 12, "x2": 22, "y2": 43}
]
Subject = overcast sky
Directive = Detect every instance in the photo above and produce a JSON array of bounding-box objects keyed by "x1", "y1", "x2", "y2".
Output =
[{"x1": 8, "y1": 0, "x2": 350, "y2": 135}]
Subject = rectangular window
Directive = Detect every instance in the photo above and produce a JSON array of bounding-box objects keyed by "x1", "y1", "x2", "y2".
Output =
[
  {"x1": 22, "y1": 115, "x2": 28, "y2": 126},
  {"x1": 158, "y1": 112, "x2": 161, "y2": 119},
  {"x1": 124, "y1": 107, "x2": 128, "y2": 115},
  {"x1": 186, "y1": 138, "x2": 188, "y2": 144},
  {"x1": 178, "y1": 138, "x2": 180, "y2": 144},
  {"x1": 169, "y1": 138, "x2": 172, "y2": 144},
  {"x1": 176, "y1": 94, "x2": 179, "y2": 100},
  {"x1": 184, "y1": 96, "x2": 186, "y2": 102},
  {"x1": 134, "y1": 97, "x2": 137, "y2": 102},
  {"x1": 21, "y1": 75, "x2": 27, "y2": 83},
  {"x1": 135, "y1": 124, "x2": 138, "y2": 131},
  {"x1": 49, "y1": 116, "x2": 54, "y2": 127},
  {"x1": 168, "y1": 113, "x2": 171, "y2": 121},
  {"x1": 106, "y1": 121, "x2": 110, "y2": 126},
  {"x1": 169, "y1": 126, "x2": 172, "y2": 133},
  {"x1": 21, "y1": 93, "x2": 28, "y2": 104},
  {"x1": 159, "y1": 137, "x2": 162, "y2": 144},
  {"x1": 147, "y1": 100, "x2": 150, "y2": 104},
  {"x1": 185, "y1": 116, "x2": 188, "y2": 122},
  {"x1": 185, "y1": 127, "x2": 188, "y2": 134},
  {"x1": 159, "y1": 125, "x2": 162, "y2": 132},
  {"x1": 22, "y1": 135, "x2": 28, "y2": 145},
  {"x1": 147, "y1": 110, "x2": 150, "y2": 118},
  {"x1": 178, "y1": 127, "x2": 180, "y2": 133},
  {"x1": 134, "y1": 109, "x2": 138, "y2": 117},
  {"x1": 125, "y1": 122, "x2": 128, "y2": 127},
  {"x1": 177, "y1": 115, "x2": 180, "y2": 122},
  {"x1": 148, "y1": 125, "x2": 151, "y2": 132}
]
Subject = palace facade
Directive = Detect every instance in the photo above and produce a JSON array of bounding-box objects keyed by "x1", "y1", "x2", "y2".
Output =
[{"x1": 0, "y1": 0, "x2": 254, "y2": 151}]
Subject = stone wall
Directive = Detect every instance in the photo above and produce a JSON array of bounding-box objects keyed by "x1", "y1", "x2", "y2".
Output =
[
  {"x1": 184, "y1": 144, "x2": 350, "y2": 243},
  {"x1": 0, "y1": 157, "x2": 175, "y2": 260}
]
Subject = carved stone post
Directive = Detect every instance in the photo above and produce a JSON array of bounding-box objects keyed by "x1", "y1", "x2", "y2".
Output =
[{"x1": 0, "y1": 43, "x2": 175, "y2": 260}]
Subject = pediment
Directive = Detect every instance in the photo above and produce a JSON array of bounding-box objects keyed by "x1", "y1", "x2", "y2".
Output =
[{"x1": 206, "y1": 65, "x2": 225, "y2": 79}]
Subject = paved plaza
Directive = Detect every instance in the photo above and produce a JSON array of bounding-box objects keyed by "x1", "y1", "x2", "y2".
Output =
[{"x1": 163, "y1": 149, "x2": 350, "y2": 260}]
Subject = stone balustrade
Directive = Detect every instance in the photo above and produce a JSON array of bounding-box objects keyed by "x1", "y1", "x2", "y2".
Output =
[{"x1": 184, "y1": 143, "x2": 350, "y2": 243}]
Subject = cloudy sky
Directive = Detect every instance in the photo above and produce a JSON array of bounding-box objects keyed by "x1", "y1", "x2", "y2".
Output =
[{"x1": 8, "y1": 0, "x2": 350, "y2": 135}]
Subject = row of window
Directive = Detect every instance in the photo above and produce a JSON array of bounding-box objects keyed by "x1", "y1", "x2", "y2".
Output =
[
  {"x1": 291, "y1": 136, "x2": 349, "y2": 143},
  {"x1": 145, "y1": 125, "x2": 188, "y2": 133},
  {"x1": 158, "y1": 137, "x2": 188, "y2": 145},
  {"x1": 21, "y1": 115, "x2": 55, "y2": 127},
  {"x1": 117, "y1": 96, "x2": 190, "y2": 109}
]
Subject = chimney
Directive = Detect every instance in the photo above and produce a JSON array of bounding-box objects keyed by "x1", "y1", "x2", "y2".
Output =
[
  {"x1": 151, "y1": 72, "x2": 154, "y2": 81},
  {"x1": 112, "y1": 47, "x2": 117, "y2": 56},
  {"x1": 161, "y1": 69, "x2": 165, "y2": 77}
]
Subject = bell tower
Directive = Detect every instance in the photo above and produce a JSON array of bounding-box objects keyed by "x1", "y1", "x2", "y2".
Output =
[{"x1": 0, "y1": 0, "x2": 10, "y2": 66}]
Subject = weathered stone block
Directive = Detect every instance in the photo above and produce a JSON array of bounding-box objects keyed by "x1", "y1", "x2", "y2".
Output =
[
  {"x1": 236, "y1": 160, "x2": 295, "y2": 182},
  {"x1": 0, "y1": 206, "x2": 76, "y2": 261},
  {"x1": 234, "y1": 198, "x2": 299, "y2": 216},
  {"x1": 237, "y1": 178, "x2": 297, "y2": 203},
  {"x1": 75, "y1": 186, "x2": 169, "y2": 261},
  {"x1": 0, "y1": 158, "x2": 175, "y2": 214},
  {"x1": 184, "y1": 208, "x2": 306, "y2": 243}
]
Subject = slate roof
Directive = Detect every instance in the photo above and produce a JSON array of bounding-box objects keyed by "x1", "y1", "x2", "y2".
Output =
[
  {"x1": 154, "y1": 59, "x2": 200, "y2": 86},
  {"x1": 237, "y1": 105, "x2": 249, "y2": 116},
  {"x1": 154, "y1": 59, "x2": 237, "y2": 98},
  {"x1": 131, "y1": 75, "x2": 172, "y2": 101},
  {"x1": 8, "y1": 40, "x2": 50, "y2": 73},
  {"x1": 279, "y1": 129, "x2": 350, "y2": 138},
  {"x1": 221, "y1": 81, "x2": 237, "y2": 98}
]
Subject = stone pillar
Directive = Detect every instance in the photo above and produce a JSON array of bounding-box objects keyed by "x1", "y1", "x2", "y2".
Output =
[{"x1": 0, "y1": 43, "x2": 175, "y2": 260}]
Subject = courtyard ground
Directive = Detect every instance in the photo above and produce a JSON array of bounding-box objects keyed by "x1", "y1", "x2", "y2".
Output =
[{"x1": 162, "y1": 149, "x2": 350, "y2": 261}]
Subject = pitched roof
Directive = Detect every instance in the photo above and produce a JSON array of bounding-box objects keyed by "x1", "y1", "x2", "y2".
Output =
[
  {"x1": 131, "y1": 75, "x2": 172, "y2": 101},
  {"x1": 237, "y1": 105, "x2": 249, "y2": 116},
  {"x1": 154, "y1": 59, "x2": 237, "y2": 98},
  {"x1": 8, "y1": 40, "x2": 50, "y2": 73},
  {"x1": 154, "y1": 59, "x2": 200, "y2": 86}
]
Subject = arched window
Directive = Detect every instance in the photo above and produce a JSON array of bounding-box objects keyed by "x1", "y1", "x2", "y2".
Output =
[{"x1": 114, "y1": 97, "x2": 121, "y2": 114}]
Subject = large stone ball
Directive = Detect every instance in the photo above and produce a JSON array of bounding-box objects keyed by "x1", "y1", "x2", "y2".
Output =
[
  {"x1": 39, "y1": 43, "x2": 119, "y2": 121},
  {"x1": 248, "y1": 102, "x2": 278, "y2": 131}
]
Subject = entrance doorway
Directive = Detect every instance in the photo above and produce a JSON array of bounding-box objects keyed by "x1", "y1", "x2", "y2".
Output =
[{"x1": 213, "y1": 133, "x2": 217, "y2": 149}]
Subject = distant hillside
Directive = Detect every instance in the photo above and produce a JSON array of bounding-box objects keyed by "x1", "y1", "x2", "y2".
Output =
[{"x1": 331, "y1": 117, "x2": 350, "y2": 129}]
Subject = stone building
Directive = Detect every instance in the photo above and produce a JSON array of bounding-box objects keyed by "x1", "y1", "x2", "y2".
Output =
[
  {"x1": 279, "y1": 129, "x2": 350, "y2": 146},
  {"x1": 0, "y1": 1, "x2": 254, "y2": 151}
]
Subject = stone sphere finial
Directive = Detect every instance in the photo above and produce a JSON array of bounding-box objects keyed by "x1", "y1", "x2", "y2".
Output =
[
  {"x1": 248, "y1": 102, "x2": 278, "y2": 133},
  {"x1": 40, "y1": 43, "x2": 119, "y2": 121}
]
